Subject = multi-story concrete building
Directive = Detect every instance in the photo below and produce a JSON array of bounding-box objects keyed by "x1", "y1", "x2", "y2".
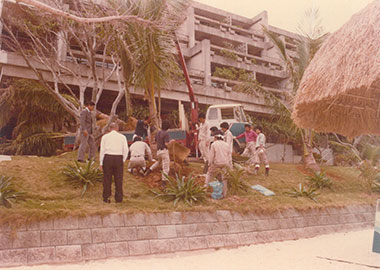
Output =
[{"x1": 0, "y1": 0, "x2": 299, "y2": 116}]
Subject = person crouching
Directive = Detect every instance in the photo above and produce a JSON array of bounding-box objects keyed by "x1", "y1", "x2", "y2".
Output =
[
  {"x1": 128, "y1": 136, "x2": 153, "y2": 175},
  {"x1": 205, "y1": 132, "x2": 232, "y2": 198}
]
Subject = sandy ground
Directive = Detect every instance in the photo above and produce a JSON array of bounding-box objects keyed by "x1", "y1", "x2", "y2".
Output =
[{"x1": 7, "y1": 229, "x2": 380, "y2": 270}]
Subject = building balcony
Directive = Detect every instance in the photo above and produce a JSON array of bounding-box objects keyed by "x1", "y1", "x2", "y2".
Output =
[{"x1": 210, "y1": 54, "x2": 287, "y2": 79}]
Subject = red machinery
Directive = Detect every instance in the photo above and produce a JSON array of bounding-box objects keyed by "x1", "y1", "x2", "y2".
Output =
[{"x1": 174, "y1": 39, "x2": 199, "y2": 155}]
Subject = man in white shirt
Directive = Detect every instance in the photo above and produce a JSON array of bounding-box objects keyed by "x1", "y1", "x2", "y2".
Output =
[
  {"x1": 220, "y1": 122, "x2": 234, "y2": 167},
  {"x1": 253, "y1": 126, "x2": 270, "y2": 176},
  {"x1": 198, "y1": 113, "x2": 210, "y2": 173},
  {"x1": 206, "y1": 132, "x2": 232, "y2": 198},
  {"x1": 128, "y1": 136, "x2": 153, "y2": 175},
  {"x1": 99, "y1": 122, "x2": 129, "y2": 203}
]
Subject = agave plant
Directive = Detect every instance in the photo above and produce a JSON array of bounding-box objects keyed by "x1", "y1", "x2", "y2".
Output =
[
  {"x1": 226, "y1": 168, "x2": 250, "y2": 195},
  {"x1": 153, "y1": 174, "x2": 207, "y2": 206},
  {"x1": 306, "y1": 171, "x2": 332, "y2": 190},
  {"x1": 0, "y1": 176, "x2": 25, "y2": 208},
  {"x1": 62, "y1": 160, "x2": 103, "y2": 198},
  {"x1": 284, "y1": 183, "x2": 319, "y2": 202}
]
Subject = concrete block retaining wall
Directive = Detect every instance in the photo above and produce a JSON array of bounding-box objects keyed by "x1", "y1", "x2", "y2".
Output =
[{"x1": 0, "y1": 205, "x2": 375, "y2": 267}]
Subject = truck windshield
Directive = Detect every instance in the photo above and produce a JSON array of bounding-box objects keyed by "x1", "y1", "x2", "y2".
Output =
[{"x1": 208, "y1": 108, "x2": 218, "y2": 120}]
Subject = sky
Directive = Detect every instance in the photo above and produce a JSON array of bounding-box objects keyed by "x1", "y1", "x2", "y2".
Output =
[{"x1": 195, "y1": 0, "x2": 372, "y2": 34}]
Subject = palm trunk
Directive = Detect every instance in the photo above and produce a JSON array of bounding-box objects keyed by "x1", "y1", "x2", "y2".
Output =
[
  {"x1": 148, "y1": 70, "x2": 158, "y2": 157},
  {"x1": 302, "y1": 129, "x2": 320, "y2": 172}
]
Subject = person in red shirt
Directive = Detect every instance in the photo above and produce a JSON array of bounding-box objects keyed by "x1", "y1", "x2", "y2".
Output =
[{"x1": 235, "y1": 124, "x2": 257, "y2": 158}]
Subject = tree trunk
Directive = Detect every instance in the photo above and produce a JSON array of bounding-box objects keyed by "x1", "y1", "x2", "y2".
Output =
[
  {"x1": 303, "y1": 142, "x2": 320, "y2": 172},
  {"x1": 301, "y1": 129, "x2": 320, "y2": 172}
]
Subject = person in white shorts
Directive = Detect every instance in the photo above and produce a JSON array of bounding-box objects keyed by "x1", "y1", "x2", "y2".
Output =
[{"x1": 128, "y1": 136, "x2": 153, "y2": 175}]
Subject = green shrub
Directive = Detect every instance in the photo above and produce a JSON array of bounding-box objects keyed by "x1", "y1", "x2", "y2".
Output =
[
  {"x1": 153, "y1": 174, "x2": 207, "y2": 206},
  {"x1": 13, "y1": 132, "x2": 63, "y2": 156},
  {"x1": 226, "y1": 168, "x2": 250, "y2": 195},
  {"x1": 358, "y1": 160, "x2": 380, "y2": 193},
  {"x1": 0, "y1": 176, "x2": 25, "y2": 208},
  {"x1": 62, "y1": 160, "x2": 103, "y2": 198},
  {"x1": 306, "y1": 171, "x2": 332, "y2": 190},
  {"x1": 284, "y1": 183, "x2": 319, "y2": 202}
]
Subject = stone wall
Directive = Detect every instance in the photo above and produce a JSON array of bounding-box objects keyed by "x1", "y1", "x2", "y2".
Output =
[{"x1": 0, "y1": 205, "x2": 375, "y2": 267}]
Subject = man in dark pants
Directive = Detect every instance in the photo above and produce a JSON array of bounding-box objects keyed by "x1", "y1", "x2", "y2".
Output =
[
  {"x1": 77, "y1": 101, "x2": 96, "y2": 162},
  {"x1": 99, "y1": 123, "x2": 129, "y2": 203}
]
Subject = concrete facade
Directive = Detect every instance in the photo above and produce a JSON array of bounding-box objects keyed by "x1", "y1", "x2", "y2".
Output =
[
  {"x1": 0, "y1": 205, "x2": 375, "y2": 267},
  {"x1": 0, "y1": 0, "x2": 298, "y2": 115}
]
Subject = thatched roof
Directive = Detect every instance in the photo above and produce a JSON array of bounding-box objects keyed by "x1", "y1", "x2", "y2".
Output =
[{"x1": 292, "y1": 0, "x2": 380, "y2": 138}]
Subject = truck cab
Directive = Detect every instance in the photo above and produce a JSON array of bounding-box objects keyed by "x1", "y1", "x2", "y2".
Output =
[
  {"x1": 205, "y1": 104, "x2": 250, "y2": 151},
  {"x1": 206, "y1": 104, "x2": 248, "y2": 128}
]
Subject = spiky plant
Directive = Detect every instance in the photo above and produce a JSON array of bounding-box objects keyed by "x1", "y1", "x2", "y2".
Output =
[
  {"x1": 0, "y1": 176, "x2": 25, "y2": 208},
  {"x1": 284, "y1": 183, "x2": 319, "y2": 202},
  {"x1": 62, "y1": 160, "x2": 103, "y2": 198},
  {"x1": 306, "y1": 171, "x2": 332, "y2": 190},
  {"x1": 153, "y1": 174, "x2": 207, "y2": 206},
  {"x1": 358, "y1": 160, "x2": 380, "y2": 194},
  {"x1": 226, "y1": 168, "x2": 250, "y2": 195}
]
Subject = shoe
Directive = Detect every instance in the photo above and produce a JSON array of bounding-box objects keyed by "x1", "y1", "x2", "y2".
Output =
[
  {"x1": 77, "y1": 160, "x2": 85, "y2": 163},
  {"x1": 103, "y1": 198, "x2": 111, "y2": 203}
]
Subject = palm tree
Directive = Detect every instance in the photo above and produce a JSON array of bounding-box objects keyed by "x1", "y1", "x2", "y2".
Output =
[
  {"x1": 241, "y1": 8, "x2": 327, "y2": 171},
  {"x1": 116, "y1": 0, "x2": 187, "y2": 129},
  {"x1": 0, "y1": 79, "x2": 76, "y2": 155}
]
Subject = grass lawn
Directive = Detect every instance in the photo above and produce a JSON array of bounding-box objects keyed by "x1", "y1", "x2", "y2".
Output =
[{"x1": 0, "y1": 151, "x2": 379, "y2": 228}]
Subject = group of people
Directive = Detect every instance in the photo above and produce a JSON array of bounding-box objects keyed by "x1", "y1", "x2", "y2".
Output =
[
  {"x1": 77, "y1": 102, "x2": 172, "y2": 203},
  {"x1": 77, "y1": 101, "x2": 270, "y2": 203},
  {"x1": 198, "y1": 113, "x2": 270, "y2": 198}
]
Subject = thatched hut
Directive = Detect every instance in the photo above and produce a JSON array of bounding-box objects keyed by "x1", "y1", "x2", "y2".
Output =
[{"x1": 292, "y1": 0, "x2": 380, "y2": 138}]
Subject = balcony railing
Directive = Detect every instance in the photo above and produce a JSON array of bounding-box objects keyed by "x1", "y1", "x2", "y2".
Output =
[{"x1": 194, "y1": 15, "x2": 265, "y2": 42}]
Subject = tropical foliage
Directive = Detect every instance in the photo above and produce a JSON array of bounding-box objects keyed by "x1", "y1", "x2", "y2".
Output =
[
  {"x1": 116, "y1": 0, "x2": 188, "y2": 128},
  {"x1": 0, "y1": 79, "x2": 75, "y2": 155},
  {"x1": 153, "y1": 174, "x2": 207, "y2": 206},
  {"x1": 0, "y1": 175, "x2": 25, "y2": 208},
  {"x1": 235, "y1": 8, "x2": 328, "y2": 171},
  {"x1": 306, "y1": 171, "x2": 332, "y2": 190},
  {"x1": 284, "y1": 183, "x2": 319, "y2": 202},
  {"x1": 62, "y1": 160, "x2": 103, "y2": 198},
  {"x1": 225, "y1": 168, "x2": 250, "y2": 195}
]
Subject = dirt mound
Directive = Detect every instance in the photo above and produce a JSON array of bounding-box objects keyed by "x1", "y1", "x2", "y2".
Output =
[{"x1": 137, "y1": 162, "x2": 197, "y2": 189}]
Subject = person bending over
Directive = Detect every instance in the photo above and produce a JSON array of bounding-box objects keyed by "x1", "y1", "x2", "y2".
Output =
[
  {"x1": 128, "y1": 136, "x2": 153, "y2": 175},
  {"x1": 205, "y1": 133, "x2": 232, "y2": 198}
]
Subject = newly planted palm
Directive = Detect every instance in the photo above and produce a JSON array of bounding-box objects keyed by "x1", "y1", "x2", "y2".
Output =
[
  {"x1": 284, "y1": 183, "x2": 319, "y2": 202},
  {"x1": 116, "y1": 0, "x2": 188, "y2": 127},
  {"x1": 0, "y1": 176, "x2": 25, "y2": 208},
  {"x1": 306, "y1": 171, "x2": 332, "y2": 190},
  {"x1": 62, "y1": 160, "x2": 103, "y2": 198},
  {"x1": 153, "y1": 174, "x2": 207, "y2": 206}
]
